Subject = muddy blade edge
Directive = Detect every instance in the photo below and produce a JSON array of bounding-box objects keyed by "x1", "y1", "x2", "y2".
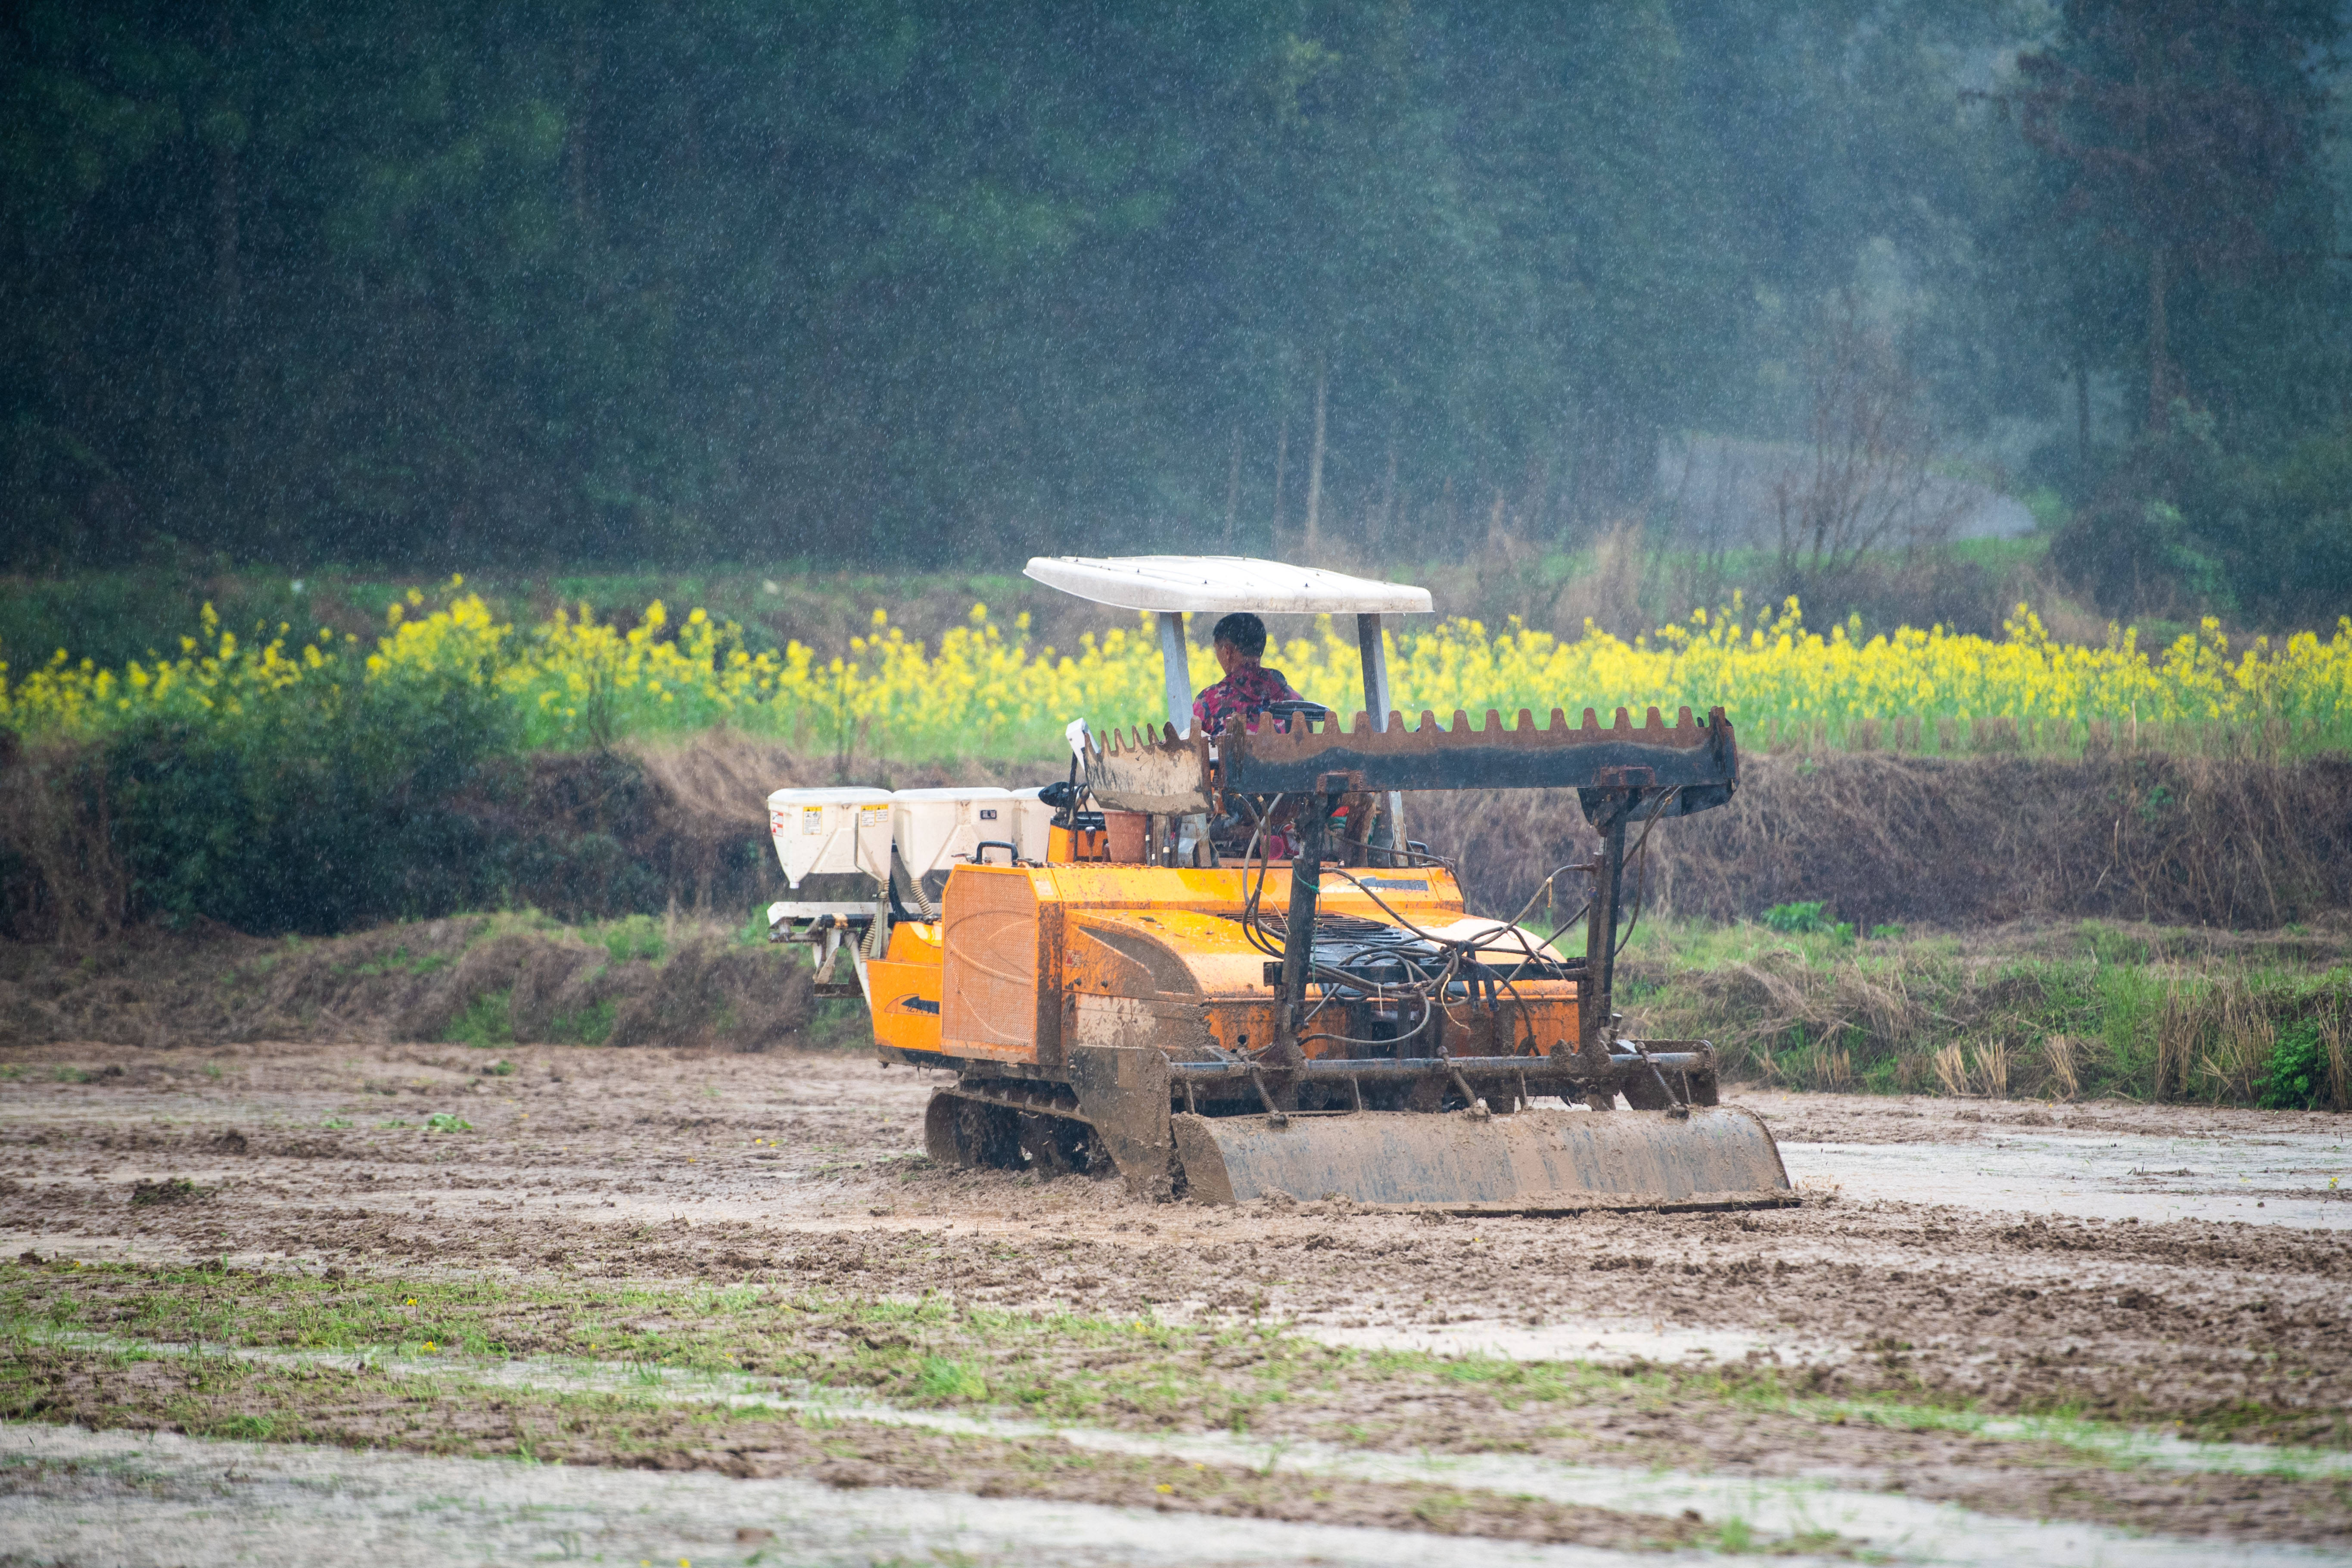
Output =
[{"x1": 1171, "y1": 1105, "x2": 1795, "y2": 1212}]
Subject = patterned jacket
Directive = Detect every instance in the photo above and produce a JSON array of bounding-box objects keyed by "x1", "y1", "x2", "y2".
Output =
[{"x1": 1192, "y1": 662, "x2": 1303, "y2": 736}]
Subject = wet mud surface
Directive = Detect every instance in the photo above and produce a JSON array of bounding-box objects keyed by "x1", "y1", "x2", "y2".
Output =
[
  {"x1": 3, "y1": 1039, "x2": 2350, "y2": 1554},
  {"x1": 0, "y1": 1423, "x2": 1707, "y2": 1568},
  {"x1": 0, "y1": 1346, "x2": 1714, "y2": 1556}
]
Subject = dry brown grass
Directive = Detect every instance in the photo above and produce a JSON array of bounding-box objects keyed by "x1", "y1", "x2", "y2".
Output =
[
  {"x1": 1976, "y1": 1038, "x2": 2010, "y2": 1098},
  {"x1": 0, "y1": 739, "x2": 125, "y2": 945},
  {"x1": 2328, "y1": 1012, "x2": 2352, "y2": 1110},
  {"x1": 1418, "y1": 751, "x2": 2352, "y2": 930},
  {"x1": 1932, "y1": 1042, "x2": 1968, "y2": 1096},
  {"x1": 2043, "y1": 1033, "x2": 2081, "y2": 1099}
]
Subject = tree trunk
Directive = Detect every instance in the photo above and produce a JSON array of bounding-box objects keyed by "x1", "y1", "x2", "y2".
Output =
[
  {"x1": 2076, "y1": 356, "x2": 2091, "y2": 472},
  {"x1": 1378, "y1": 435, "x2": 1398, "y2": 554},
  {"x1": 212, "y1": 137, "x2": 239, "y2": 333},
  {"x1": 1270, "y1": 413, "x2": 1289, "y2": 541},
  {"x1": 1223, "y1": 424, "x2": 1241, "y2": 551},
  {"x1": 2147, "y1": 240, "x2": 2170, "y2": 430},
  {"x1": 1304, "y1": 351, "x2": 1328, "y2": 558},
  {"x1": 210, "y1": 9, "x2": 239, "y2": 335},
  {"x1": 569, "y1": 25, "x2": 600, "y2": 235}
]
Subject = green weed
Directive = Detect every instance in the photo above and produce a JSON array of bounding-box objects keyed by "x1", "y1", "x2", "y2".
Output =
[
  {"x1": 1759, "y1": 902, "x2": 1855, "y2": 944},
  {"x1": 916, "y1": 1357, "x2": 989, "y2": 1402},
  {"x1": 545, "y1": 999, "x2": 616, "y2": 1045},
  {"x1": 345, "y1": 945, "x2": 451, "y2": 978},
  {"x1": 2260, "y1": 1020, "x2": 2328, "y2": 1110},
  {"x1": 600, "y1": 915, "x2": 666, "y2": 965},
  {"x1": 444, "y1": 991, "x2": 513, "y2": 1048}
]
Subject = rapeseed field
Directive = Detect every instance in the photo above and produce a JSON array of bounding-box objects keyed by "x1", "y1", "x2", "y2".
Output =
[{"x1": 6, "y1": 579, "x2": 2349, "y2": 762}]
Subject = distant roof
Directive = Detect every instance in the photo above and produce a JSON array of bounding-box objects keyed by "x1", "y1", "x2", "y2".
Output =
[{"x1": 1023, "y1": 555, "x2": 1433, "y2": 615}]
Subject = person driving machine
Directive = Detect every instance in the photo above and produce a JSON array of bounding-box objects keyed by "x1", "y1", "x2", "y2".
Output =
[
  {"x1": 1191, "y1": 612, "x2": 1303, "y2": 736},
  {"x1": 1192, "y1": 612, "x2": 1372, "y2": 862}
]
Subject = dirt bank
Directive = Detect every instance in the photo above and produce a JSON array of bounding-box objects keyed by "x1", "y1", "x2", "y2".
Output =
[
  {"x1": 1415, "y1": 750, "x2": 2352, "y2": 929},
  {"x1": 15, "y1": 733, "x2": 2348, "y2": 945},
  {"x1": 0, "y1": 913, "x2": 814, "y2": 1049}
]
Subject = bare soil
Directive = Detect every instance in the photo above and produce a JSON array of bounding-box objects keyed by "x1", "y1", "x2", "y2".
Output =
[{"x1": 3, "y1": 1039, "x2": 2350, "y2": 1549}]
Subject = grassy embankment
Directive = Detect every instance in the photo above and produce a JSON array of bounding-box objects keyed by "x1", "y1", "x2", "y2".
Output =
[
  {"x1": 1612, "y1": 912, "x2": 2352, "y2": 1108},
  {"x1": 9, "y1": 899, "x2": 2345, "y2": 1111}
]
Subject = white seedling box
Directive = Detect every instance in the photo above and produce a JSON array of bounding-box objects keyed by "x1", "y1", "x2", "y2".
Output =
[
  {"x1": 767, "y1": 787, "x2": 893, "y2": 888},
  {"x1": 891, "y1": 786, "x2": 1017, "y2": 876},
  {"x1": 1007, "y1": 786, "x2": 1058, "y2": 863}
]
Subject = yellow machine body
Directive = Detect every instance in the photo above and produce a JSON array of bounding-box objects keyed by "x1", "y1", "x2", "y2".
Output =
[
  {"x1": 868, "y1": 862, "x2": 1571, "y2": 1067},
  {"x1": 856, "y1": 856, "x2": 1789, "y2": 1213}
]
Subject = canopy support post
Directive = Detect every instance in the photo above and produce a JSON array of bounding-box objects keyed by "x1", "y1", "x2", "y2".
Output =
[
  {"x1": 1356, "y1": 612, "x2": 1405, "y2": 865},
  {"x1": 1158, "y1": 611, "x2": 1191, "y2": 737}
]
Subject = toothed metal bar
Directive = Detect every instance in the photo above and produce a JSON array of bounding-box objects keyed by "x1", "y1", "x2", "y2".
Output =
[{"x1": 1081, "y1": 706, "x2": 1739, "y2": 813}]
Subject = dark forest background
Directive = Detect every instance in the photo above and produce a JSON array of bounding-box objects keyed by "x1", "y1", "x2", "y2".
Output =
[{"x1": 5, "y1": 0, "x2": 2349, "y2": 622}]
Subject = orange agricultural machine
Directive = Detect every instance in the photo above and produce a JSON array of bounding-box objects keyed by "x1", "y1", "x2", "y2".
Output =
[{"x1": 767, "y1": 557, "x2": 1792, "y2": 1212}]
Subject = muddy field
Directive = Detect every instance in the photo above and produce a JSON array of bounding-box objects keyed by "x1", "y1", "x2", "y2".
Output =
[{"x1": 3, "y1": 1039, "x2": 2349, "y2": 1565}]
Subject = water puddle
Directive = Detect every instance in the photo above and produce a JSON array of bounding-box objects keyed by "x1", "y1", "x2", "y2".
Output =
[
  {"x1": 1781, "y1": 1129, "x2": 2352, "y2": 1229},
  {"x1": 772, "y1": 1385, "x2": 2352, "y2": 1566},
  {"x1": 0, "y1": 1423, "x2": 1666, "y2": 1568},
  {"x1": 1298, "y1": 1317, "x2": 1845, "y2": 1369}
]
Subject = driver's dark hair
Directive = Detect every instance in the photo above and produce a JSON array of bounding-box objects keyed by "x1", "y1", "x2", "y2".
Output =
[{"x1": 1210, "y1": 612, "x2": 1267, "y2": 659}]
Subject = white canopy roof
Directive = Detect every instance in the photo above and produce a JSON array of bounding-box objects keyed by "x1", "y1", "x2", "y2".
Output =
[{"x1": 1024, "y1": 555, "x2": 1432, "y2": 616}]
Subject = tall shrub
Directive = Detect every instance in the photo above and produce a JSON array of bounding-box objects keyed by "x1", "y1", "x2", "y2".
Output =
[{"x1": 105, "y1": 663, "x2": 518, "y2": 935}]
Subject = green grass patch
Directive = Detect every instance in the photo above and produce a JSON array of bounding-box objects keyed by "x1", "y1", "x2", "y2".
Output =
[
  {"x1": 596, "y1": 914, "x2": 666, "y2": 965},
  {"x1": 342, "y1": 945, "x2": 452, "y2": 978},
  {"x1": 442, "y1": 991, "x2": 513, "y2": 1048},
  {"x1": 2260, "y1": 1020, "x2": 2330, "y2": 1110},
  {"x1": 1759, "y1": 902, "x2": 1854, "y2": 943},
  {"x1": 916, "y1": 1356, "x2": 989, "y2": 1403},
  {"x1": 544, "y1": 998, "x2": 618, "y2": 1045}
]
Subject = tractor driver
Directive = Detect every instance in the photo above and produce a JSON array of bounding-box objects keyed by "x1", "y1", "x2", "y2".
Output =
[{"x1": 1192, "y1": 612, "x2": 1302, "y2": 736}]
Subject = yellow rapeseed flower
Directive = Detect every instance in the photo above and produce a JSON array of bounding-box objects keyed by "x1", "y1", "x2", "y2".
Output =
[{"x1": 6, "y1": 589, "x2": 2348, "y2": 762}]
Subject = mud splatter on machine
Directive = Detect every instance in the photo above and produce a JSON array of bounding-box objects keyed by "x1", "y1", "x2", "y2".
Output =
[{"x1": 768, "y1": 556, "x2": 1791, "y2": 1212}]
